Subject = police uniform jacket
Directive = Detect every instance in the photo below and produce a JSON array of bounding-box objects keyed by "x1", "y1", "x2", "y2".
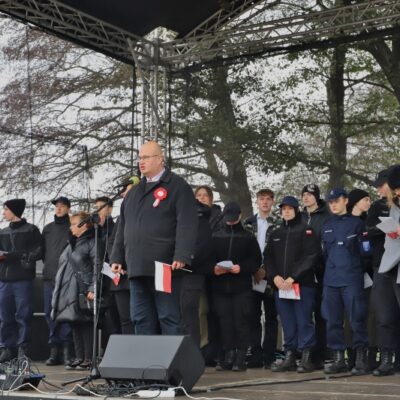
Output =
[
  {"x1": 110, "y1": 168, "x2": 198, "y2": 278},
  {"x1": 322, "y1": 214, "x2": 370, "y2": 287},
  {"x1": 264, "y1": 213, "x2": 320, "y2": 288}
]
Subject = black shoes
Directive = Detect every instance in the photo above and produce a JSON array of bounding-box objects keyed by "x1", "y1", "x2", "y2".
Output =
[
  {"x1": 0, "y1": 348, "x2": 15, "y2": 363},
  {"x1": 215, "y1": 350, "x2": 236, "y2": 371},
  {"x1": 232, "y1": 350, "x2": 247, "y2": 372},
  {"x1": 373, "y1": 350, "x2": 394, "y2": 377},
  {"x1": 351, "y1": 347, "x2": 368, "y2": 375},
  {"x1": 297, "y1": 348, "x2": 315, "y2": 373},
  {"x1": 65, "y1": 358, "x2": 83, "y2": 370},
  {"x1": 46, "y1": 346, "x2": 62, "y2": 366},
  {"x1": 324, "y1": 350, "x2": 347, "y2": 374},
  {"x1": 271, "y1": 350, "x2": 297, "y2": 372},
  {"x1": 216, "y1": 349, "x2": 247, "y2": 371}
]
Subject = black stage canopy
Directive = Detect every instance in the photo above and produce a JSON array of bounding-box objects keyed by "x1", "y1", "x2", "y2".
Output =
[{"x1": 57, "y1": 0, "x2": 229, "y2": 38}]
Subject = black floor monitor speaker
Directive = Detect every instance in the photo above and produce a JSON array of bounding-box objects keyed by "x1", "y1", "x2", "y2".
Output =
[{"x1": 99, "y1": 335, "x2": 205, "y2": 392}]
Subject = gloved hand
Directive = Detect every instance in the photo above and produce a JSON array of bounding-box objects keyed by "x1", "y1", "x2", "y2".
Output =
[{"x1": 387, "y1": 232, "x2": 399, "y2": 239}]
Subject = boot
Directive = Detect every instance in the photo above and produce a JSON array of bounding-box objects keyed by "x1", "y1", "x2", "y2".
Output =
[
  {"x1": 215, "y1": 350, "x2": 235, "y2": 371},
  {"x1": 346, "y1": 347, "x2": 355, "y2": 371},
  {"x1": 297, "y1": 348, "x2": 315, "y2": 373},
  {"x1": 0, "y1": 348, "x2": 15, "y2": 363},
  {"x1": 324, "y1": 350, "x2": 347, "y2": 374},
  {"x1": 46, "y1": 346, "x2": 62, "y2": 366},
  {"x1": 63, "y1": 343, "x2": 74, "y2": 366},
  {"x1": 246, "y1": 346, "x2": 263, "y2": 368},
  {"x1": 351, "y1": 347, "x2": 368, "y2": 375},
  {"x1": 373, "y1": 350, "x2": 394, "y2": 377},
  {"x1": 232, "y1": 350, "x2": 247, "y2": 372},
  {"x1": 271, "y1": 350, "x2": 297, "y2": 372},
  {"x1": 367, "y1": 347, "x2": 379, "y2": 371}
]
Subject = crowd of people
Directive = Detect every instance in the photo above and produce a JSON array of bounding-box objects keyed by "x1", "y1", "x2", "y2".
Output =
[{"x1": 0, "y1": 140, "x2": 399, "y2": 379}]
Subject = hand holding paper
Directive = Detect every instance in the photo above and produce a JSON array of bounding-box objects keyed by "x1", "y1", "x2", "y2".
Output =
[{"x1": 377, "y1": 217, "x2": 400, "y2": 234}]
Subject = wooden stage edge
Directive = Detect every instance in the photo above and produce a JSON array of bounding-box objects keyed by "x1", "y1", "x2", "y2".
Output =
[{"x1": 2, "y1": 364, "x2": 400, "y2": 400}]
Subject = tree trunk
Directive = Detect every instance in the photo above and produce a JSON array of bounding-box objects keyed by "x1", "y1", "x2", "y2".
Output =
[
  {"x1": 206, "y1": 67, "x2": 253, "y2": 217},
  {"x1": 326, "y1": 45, "x2": 347, "y2": 188}
]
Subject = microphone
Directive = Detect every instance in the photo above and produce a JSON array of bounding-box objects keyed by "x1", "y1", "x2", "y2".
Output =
[{"x1": 114, "y1": 176, "x2": 140, "y2": 189}]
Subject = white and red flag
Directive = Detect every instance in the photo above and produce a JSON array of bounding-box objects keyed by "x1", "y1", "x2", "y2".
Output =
[{"x1": 154, "y1": 262, "x2": 172, "y2": 293}]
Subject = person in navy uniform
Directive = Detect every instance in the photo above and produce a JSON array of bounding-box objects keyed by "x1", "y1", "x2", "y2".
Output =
[{"x1": 321, "y1": 188, "x2": 370, "y2": 375}]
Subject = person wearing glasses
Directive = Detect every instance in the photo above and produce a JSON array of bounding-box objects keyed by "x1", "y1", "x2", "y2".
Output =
[{"x1": 110, "y1": 141, "x2": 198, "y2": 335}]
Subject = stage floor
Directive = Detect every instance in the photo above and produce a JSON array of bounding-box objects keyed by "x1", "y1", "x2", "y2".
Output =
[{"x1": 2, "y1": 363, "x2": 400, "y2": 400}]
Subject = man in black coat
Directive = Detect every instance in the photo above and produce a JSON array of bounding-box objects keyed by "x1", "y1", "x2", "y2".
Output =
[
  {"x1": 0, "y1": 199, "x2": 42, "y2": 362},
  {"x1": 111, "y1": 141, "x2": 198, "y2": 335},
  {"x1": 42, "y1": 196, "x2": 72, "y2": 366}
]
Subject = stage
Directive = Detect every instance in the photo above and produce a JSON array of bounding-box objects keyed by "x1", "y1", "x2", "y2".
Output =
[{"x1": 2, "y1": 364, "x2": 400, "y2": 400}]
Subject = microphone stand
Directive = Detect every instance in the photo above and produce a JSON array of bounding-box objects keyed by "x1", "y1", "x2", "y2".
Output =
[{"x1": 62, "y1": 186, "x2": 127, "y2": 388}]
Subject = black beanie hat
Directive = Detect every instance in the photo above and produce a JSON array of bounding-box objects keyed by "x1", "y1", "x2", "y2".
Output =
[
  {"x1": 388, "y1": 164, "x2": 400, "y2": 190},
  {"x1": 4, "y1": 199, "x2": 26, "y2": 218},
  {"x1": 347, "y1": 189, "x2": 369, "y2": 211},
  {"x1": 301, "y1": 184, "x2": 320, "y2": 201}
]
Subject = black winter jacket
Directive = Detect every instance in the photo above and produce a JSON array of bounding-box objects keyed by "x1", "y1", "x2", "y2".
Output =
[
  {"x1": 42, "y1": 214, "x2": 70, "y2": 282},
  {"x1": 51, "y1": 229, "x2": 100, "y2": 323},
  {"x1": 0, "y1": 219, "x2": 42, "y2": 281},
  {"x1": 212, "y1": 222, "x2": 261, "y2": 294},
  {"x1": 301, "y1": 200, "x2": 331, "y2": 238},
  {"x1": 265, "y1": 213, "x2": 321, "y2": 288},
  {"x1": 110, "y1": 168, "x2": 198, "y2": 278}
]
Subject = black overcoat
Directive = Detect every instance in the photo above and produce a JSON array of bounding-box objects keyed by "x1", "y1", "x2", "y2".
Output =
[{"x1": 110, "y1": 168, "x2": 198, "y2": 278}]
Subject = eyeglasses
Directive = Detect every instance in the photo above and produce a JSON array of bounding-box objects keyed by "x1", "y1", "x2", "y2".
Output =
[{"x1": 138, "y1": 154, "x2": 161, "y2": 161}]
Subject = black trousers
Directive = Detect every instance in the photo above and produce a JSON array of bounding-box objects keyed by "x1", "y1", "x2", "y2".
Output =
[
  {"x1": 113, "y1": 290, "x2": 134, "y2": 334},
  {"x1": 373, "y1": 269, "x2": 400, "y2": 350},
  {"x1": 71, "y1": 322, "x2": 93, "y2": 361},
  {"x1": 180, "y1": 275, "x2": 205, "y2": 347},
  {"x1": 213, "y1": 291, "x2": 253, "y2": 351},
  {"x1": 248, "y1": 289, "x2": 278, "y2": 361}
]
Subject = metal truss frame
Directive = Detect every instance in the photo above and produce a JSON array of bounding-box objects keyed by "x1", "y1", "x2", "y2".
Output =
[
  {"x1": 162, "y1": 0, "x2": 400, "y2": 67},
  {"x1": 0, "y1": 0, "x2": 155, "y2": 65},
  {"x1": 1, "y1": 0, "x2": 400, "y2": 140}
]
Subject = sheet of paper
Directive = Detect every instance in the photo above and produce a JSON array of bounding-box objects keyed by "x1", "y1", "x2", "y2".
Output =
[
  {"x1": 217, "y1": 260, "x2": 234, "y2": 269},
  {"x1": 364, "y1": 273, "x2": 373, "y2": 289},
  {"x1": 377, "y1": 217, "x2": 400, "y2": 234},
  {"x1": 252, "y1": 279, "x2": 267, "y2": 293},
  {"x1": 101, "y1": 262, "x2": 120, "y2": 285},
  {"x1": 279, "y1": 283, "x2": 301, "y2": 300}
]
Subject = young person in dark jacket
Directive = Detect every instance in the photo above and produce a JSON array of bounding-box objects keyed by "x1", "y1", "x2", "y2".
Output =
[
  {"x1": 180, "y1": 200, "x2": 216, "y2": 346},
  {"x1": 0, "y1": 199, "x2": 42, "y2": 362},
  {"x1": 194, "y1": 185, "x2": 222, "y2": 231},
  {"x1": 111, "y1": 141, "x2": 197, "y2": 335},
  {"x1": 243, "y1": 188, "x2": 279, "y2": 369},
  {"x1": 42, "y1": 196, "x2": 72, "y2": 366},
  {"x1": 52, "y1": 211, "x2": 102, "y2": 370},
  {"x1": 301, "y1": 184, "x2": 331, "y2": 367},
  {"x1": 212, "y1": 201, "x2": 261, "y2": 372},
  {"x1": 372, "y1": 165, "x2": 400, "y2": 376},
  {"x1": 321, "y1": 188, "x2": 370, "y2": 375},
  {"x1": 265, "y1": 196, "x2": 320, "y2": 373},
  {"x1": 194, "y1": 185, "x2": 223, "y2": 366}
]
